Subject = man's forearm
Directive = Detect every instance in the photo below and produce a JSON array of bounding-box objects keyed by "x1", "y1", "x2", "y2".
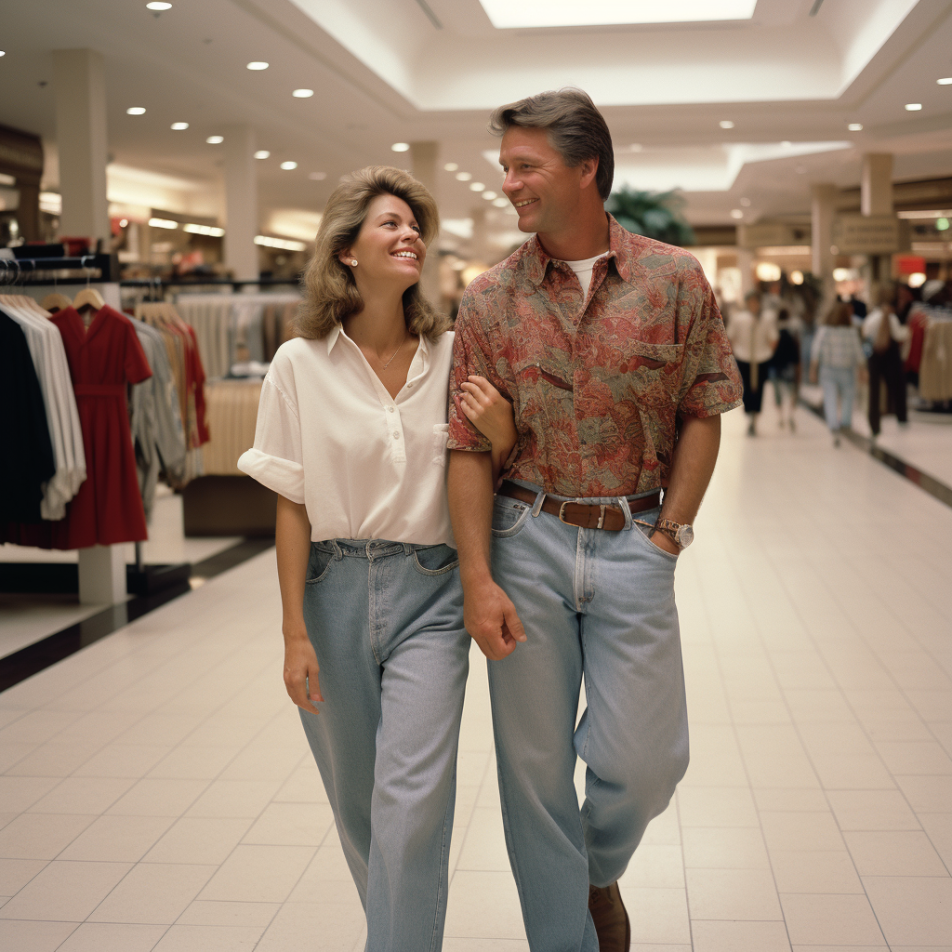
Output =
[
  {"x1": 447, "y1": 449, "x2": 495, "y2": 585},
  {"x1": 660, "y1": 414, "x2": 721, "y2": 525}
]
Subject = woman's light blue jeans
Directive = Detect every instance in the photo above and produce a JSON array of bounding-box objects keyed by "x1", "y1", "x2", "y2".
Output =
[
  {"x1": 820, "y1": 365, "x2": 856, "y2": 431},
  {"x1": 300, "y1": 539, "x2": 469, "y2": 952},
  {"x1": 488, "y1": 489, "x2": 690, "y2": 952}
]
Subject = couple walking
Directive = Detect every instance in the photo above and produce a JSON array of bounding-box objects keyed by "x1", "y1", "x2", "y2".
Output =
[{"x1": 239, "y1": 88, "x2": 742, "y2": 951}]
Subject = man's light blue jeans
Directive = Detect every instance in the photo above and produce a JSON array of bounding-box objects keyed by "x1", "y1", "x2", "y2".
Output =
[
  {"x1": 489, "y1": 489, "x2": 689, "y2": 951},
  {"x1": 300, "y1": 539, "x2": 470, "y2": 952}
]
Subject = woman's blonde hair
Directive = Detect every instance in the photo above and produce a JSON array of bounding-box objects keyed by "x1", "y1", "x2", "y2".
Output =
[{"x1": 298, "y1": 166, "x2": 450, "y2": 340}]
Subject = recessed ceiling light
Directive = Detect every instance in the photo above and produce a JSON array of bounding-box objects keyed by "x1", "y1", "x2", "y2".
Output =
[
  {"x1": 719, "y1": 120, "x2": 734, "y2": 129},
  {"x1": 730, "y1": 209, "x2": 744, "y2": 219},
  {"x1": 444, "y1": 162, "x2": 459, "y2": 171},
  {"x1": 280, "y1": 161, "x2": 298, "y2": 170},
  {"x1": 292, "y1": 89, "x2": 314, "y2": 98},
  {"x1": 0, "y1": 51, "x2": 6, "y2": 58},
  {"x1": 391, "y1": 142, "x2": 410, "y2": 153},
  {"x1": 470, "y1": 182, "x2": 485, "y2": 192},
  {"x1": 848, "y1": 122, "x2": 863, "y2": 131},
  {"x1": 126, "y1": 107, "x2": 146, "y2": 115},
  {"x1": 246, "y1": 61, "x2": 269, "y2": 70},
  {"x1": 254, "y1": 150, "x2": 270, "y2": 159},
  {"x1": 493, "y1": 197, "x2": 509, "y2": 208},
  {"x1": 308, "y1": 171, "x2": 327, "y2": 181},
  {"x1": 171, "y1": 122, "x2": 189, "y2": 130},
  {"x1": 938, "y1": 77, "x2": 952, "y2": 86},
  {"x1": 456, "y1": 172, "x2": 472, "y2": 182},
  {"x1": 146, "y1": 2, "x2": 172, "y2": 9},
  {"x1": 482, "y1": 191, "x2": 498, "y2": 200},
  {"x1": 740, "y1": 197, "x2": 751, "y2": 207},
  {"x1": 206, "y1": 135, "x2": 224, "y2": 144},
  {"x1": 905, "y1": 103, "x2": 923, "y2": 111}
]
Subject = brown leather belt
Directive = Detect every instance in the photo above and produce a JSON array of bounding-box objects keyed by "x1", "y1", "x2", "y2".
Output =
[{"x1": 498, "y1": 481, "x2": 661, "y2": 532}]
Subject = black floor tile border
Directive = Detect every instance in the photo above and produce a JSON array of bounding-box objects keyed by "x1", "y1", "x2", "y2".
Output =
[
  {"x1": 0, "y1": 538, "x2": 274, "y2": 694},
  {"x1": 799, "y1": 398, "x2": 952, "y2": 510}
]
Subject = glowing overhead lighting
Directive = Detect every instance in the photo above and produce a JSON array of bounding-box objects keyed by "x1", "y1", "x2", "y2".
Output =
[
  {"x1": 719, "y1": 120, "x2": 734, "y2": 129},
  {"x1": 391, "y1": 142, "x2": 410, "y2": 153},
  {"x1": 456, "y1": 172, "x2": 472, "y2": 182},
  {"x1": 184, "y1": 223, "x2": 225, "y2": 237},
  {"x1": 170, "y1": 122, "x2": 189, "y2": 130},
  {"x1": 477, "y1": 0, "x2": 757, "y2": 28},
  {"x1": 493, "y1": 198, "x2": 509, "y2": 208},
  {"x1": 938, "y1": 77, "x2": 952, "y2": 86},
  {"x1": 280, "y1": 161, "x2": 298, "y2": 170},
  {"x1": 444, "y1": 162, "x2": 459, "y2": 171},
  {"x1": 833, "y1": 268, "x2": 852, "y2": 282},
  {"x1": 937, "y1": 218, "x2": 950, "y2": 231},
  {"x1": 254, "y1": 150, "x2": 270, "y2": 159},
  {"x1": 146, "y1": 2, "x2": 172, "y2": 9},
  {"x1": 730, "y1": 209, "x2": 743, "y2": 219},
  {"x1": 470, "y1": 182, "x2": 485, "y2": 192},
  {"x1": 308, "y1": 171, "x2": 327, "y2": 180},
  {"x1": 206, "y1": 135, "x2": 223, "y2": 144},
  {"x1": 149, "y1": 217, "x2": 178, "y2": 229},
  {"x1": 905, "y1": 103, "x2": 923, "y2": 111},
  {"x1": 790, "y1": 270, "x2": 804, "y2": 285},
  {"x1": 292, "y1": 88, "x2": 314, "y2": 98},
  {"x1": 255, "y1": 235, "x2": 307, "y2": 251},
  {"x1": 482, "y1": 191, "x2": 498, "y2": 200},
  {"x1": 848, "y1": 122, "x2": 863, "y2": 131},
  {"x1": 246, "y1": 61, "x2": 269, "y2": 70},
  {"x1": 119, "y1": 219, "x2": 128, "y2": 228},
  {"x1": 0, "y1": 51, "x2": 5, "y2": 57},
  {"x1": 126, "y1": 107, "x2": 146, "y2": 115}
]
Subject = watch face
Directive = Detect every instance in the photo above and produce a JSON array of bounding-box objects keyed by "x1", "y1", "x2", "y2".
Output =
[{"x1": 675, "y1": 524, "x2": 695, "y2": 548}]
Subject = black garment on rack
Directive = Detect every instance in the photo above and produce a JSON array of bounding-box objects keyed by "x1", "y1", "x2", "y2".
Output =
[{"x1": 0, "y1": 312, "x2": 55, "y2": 521}]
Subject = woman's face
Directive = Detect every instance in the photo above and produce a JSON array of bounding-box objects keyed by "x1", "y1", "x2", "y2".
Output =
[{"x1": 341, "y1": 193, "x2": 426, "y2": 291}]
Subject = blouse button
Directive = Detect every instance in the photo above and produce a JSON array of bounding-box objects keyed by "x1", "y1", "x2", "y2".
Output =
[
  {"x1": 407, "y1": 382, "x2": 413, "y2": 388},
  {"x1": 393, "y1": 431, "x2": 400, "y2": 439},
  {"x1": 387, "y1": 406, "x2": 394, "y2": 412}
]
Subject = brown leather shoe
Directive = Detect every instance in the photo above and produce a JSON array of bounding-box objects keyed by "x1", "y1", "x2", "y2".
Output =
[{"x1": 588, "y1": 881, "x2": 631, "y2": 952}]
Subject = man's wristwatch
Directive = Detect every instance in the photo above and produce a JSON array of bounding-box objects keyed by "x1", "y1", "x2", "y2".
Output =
[{"x1": 652, "y1": 519, "x2": 695, "y2": 550}]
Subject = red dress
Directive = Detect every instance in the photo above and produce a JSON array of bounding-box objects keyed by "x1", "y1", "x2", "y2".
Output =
[{"x1": 7, "y1": 306, "x2": 153, "y2": 549}]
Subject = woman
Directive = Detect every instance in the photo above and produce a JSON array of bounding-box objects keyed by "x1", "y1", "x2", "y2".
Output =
[
  {"x1": 725, "y1": 290, "x2": 778, "y2": 436},
  {"x1": 767, "y1": 307, "x2": 802, "y2": 432},
  {"x1": 810, "y1": 299, "x2": 866, "y2": 446},
  {"x1": 237, "y1": 166, "x2": 514, "y2": 949},
  {"x1": 863, "y1": 284, "x2": 910, "y2": 437}
]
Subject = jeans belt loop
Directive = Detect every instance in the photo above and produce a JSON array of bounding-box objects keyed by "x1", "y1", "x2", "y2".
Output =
[{"x1": 531, "y1": 491, "x2": 547, "y2": 518}]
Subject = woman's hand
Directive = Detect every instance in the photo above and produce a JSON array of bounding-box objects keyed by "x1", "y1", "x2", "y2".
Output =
[
  {"x1": 283, "y1": 623, "x2": 323, "y2": 716},
  {"x1": 460, "y1": 375, "x2": 517, "y2": 483}
]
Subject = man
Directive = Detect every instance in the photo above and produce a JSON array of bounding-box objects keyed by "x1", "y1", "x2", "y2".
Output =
[{"x1": 447, "y1": 89, "x2": 742, "y2": 952}]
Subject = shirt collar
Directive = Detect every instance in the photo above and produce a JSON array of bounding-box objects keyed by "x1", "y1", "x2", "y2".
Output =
[
  {"x1": 524, "y1": 213, "x2": 632, "y2": 287},
  {"x1": 326, "y1": 322, "x2": 429, "y2": 364}
]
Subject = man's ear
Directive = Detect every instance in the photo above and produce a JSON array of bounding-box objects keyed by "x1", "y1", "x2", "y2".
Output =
[{"x1": 579, "y1": 156, "x2": 599, "y2": 191}]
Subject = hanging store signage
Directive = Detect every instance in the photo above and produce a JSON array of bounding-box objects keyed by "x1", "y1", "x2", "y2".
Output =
[{"x1": 832, "y1": 214, "x2": 900, "y2": 254}]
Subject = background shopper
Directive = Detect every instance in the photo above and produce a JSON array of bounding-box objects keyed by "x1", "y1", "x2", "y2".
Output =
[
  {"x1": 810, "y1": 299, "x2": 866, "y2": 445},
  {"x1": 767, "y1": 307, "x2": 802, "y2": 431},
  {"x1": 863, "y1": 284, "x2": 910, "y2": 437},
  {"x1": 726, "y1": 290, "x2": 779, "y2": 436}
]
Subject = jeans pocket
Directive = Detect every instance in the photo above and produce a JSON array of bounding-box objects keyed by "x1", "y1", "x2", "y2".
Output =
[
  {"x1": 305, "y1": 543, "x2": 337, "y2": 584},
  {"x1": 631, "y1": 507, "x2": 679, "y2": 562},
  {"x1": 410, "y1": 544, "x2": 460, "y2": 577},
  {"x1": 491, "y1": 497, "x2": 531, "y2": 538}
]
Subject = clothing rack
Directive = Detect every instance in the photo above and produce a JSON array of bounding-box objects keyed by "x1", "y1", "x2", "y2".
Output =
[
  {"x1": 120, "y1": 277, "x2": 300, "y2": 290},
  {"x1": 0, "y1": 253, "x2": 121, "y2": 284}
]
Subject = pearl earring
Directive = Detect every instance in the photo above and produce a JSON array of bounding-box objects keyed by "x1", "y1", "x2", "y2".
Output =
[{"x1": 351, "y1": 259, "x2": 358, "y2": 266}]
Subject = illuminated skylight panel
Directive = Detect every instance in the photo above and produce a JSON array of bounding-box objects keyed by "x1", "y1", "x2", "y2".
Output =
[{"x1": 477, "y1": 0, "x2": 757, "y2": 29}]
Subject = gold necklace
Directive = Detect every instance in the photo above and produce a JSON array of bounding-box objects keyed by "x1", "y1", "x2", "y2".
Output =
[{"x1": 379, "y1": 333, "x2": 409, "y2": 370}]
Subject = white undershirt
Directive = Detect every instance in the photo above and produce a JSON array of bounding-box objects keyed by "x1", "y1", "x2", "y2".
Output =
[{"x1": 562, "y1": 253, "x2": 608, "y2": 298}]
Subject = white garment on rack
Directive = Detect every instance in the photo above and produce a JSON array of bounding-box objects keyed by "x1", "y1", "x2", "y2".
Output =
[{"x1": 1, "y1": 303, "x2": 86, "y2": 519}]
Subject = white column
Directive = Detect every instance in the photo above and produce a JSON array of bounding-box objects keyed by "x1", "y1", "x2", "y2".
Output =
[
  {"x1": 223, "y1": 126, "x2": 258, "y2": 282},
  {"x1": 409, "y1": 141, "x2": 442, "y2": 308},
  {"x1": 812, "y1": 183, "x2": 838, "y2": 304},
  {"x1": 862, "y1": 153, "x2": 894, "y2": 284},
  {"x1": 470, "y1": 206, "x2": 489, "y2": 264},
  {"x1": 737, "y1": 248, "x2": 756, "y2": 296},
  {"x1": 51, "y1": 49, "x2": 110, "y2": 244}
]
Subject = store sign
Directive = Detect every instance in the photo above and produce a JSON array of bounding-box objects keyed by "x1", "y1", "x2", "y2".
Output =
[
  {"x1": 832, "y1": 214, "x2": 900, "y2": 254},
  {"x1": 738, "y1": 222, "x2": 796, "y2": 249}
]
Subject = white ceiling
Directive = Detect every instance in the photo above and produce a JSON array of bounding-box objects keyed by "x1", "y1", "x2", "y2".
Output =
[{"x1": 1, "y1": 0, "x2": 951, "y2": 247}]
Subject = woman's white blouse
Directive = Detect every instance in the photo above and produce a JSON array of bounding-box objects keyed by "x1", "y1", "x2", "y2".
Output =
[{"x1": 237, "y1": 327, "x2": 455, "y2": 545}]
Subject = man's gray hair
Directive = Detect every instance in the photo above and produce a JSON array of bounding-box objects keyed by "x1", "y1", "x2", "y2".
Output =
[{"x1": 489, "y1": 88, "x2": 614, "y2": 201}]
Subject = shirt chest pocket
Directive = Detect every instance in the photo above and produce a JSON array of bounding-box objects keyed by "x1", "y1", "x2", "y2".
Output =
[{"x1": 624, "y1": 339, "x2": 684, "y2": 409}]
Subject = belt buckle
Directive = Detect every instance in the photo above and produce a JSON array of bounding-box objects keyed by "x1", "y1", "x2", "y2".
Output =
[{"x1": 558, "y1": 501, "x2": 607, "y2": 530}]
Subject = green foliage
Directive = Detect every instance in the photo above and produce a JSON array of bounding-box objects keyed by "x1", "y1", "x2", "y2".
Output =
[{"x1": 606, "y1": 188, "x2": 695, "y2": 247}]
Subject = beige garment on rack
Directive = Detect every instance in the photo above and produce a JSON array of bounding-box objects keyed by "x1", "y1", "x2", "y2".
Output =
[
  {"x1": 919, "y1": 320, "x2": 952, "y2": 401},
  {"x1": 201, "y1": 379, "x2": 264, "y2": 475}
]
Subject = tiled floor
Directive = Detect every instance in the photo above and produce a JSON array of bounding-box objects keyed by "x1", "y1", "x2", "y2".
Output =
[{"x1": 0, "y1": 404, "x2": 950, "y2": 951}]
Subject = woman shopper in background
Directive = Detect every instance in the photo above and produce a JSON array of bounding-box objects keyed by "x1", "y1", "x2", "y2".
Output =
[
  {"x1": 863, "y1": 284, "x2": 910, "y2": 438},
  {"x1": 726, "y1": 290, "x2": 778, "y2": 436},
  {"x1": 238, "y1": 166, "x2": 515, "y2": 950},
  {"x1": 767, "y1": 307, "x2": 802, "y2": 431},
  {"x1": 810, "y1": 299, "x2": 866, "y2": 446}
]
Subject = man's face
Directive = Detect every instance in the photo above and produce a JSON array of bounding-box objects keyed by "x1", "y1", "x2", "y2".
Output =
[{"x1": 499, "y1": 126, "x2": 585, "y2": 238}]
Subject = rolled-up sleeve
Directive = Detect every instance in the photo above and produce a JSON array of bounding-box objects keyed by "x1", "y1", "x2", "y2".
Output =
[
  {"x1": 447, "y1": 297, "x2": 495, "y2": 452},
  {"x1": 677, "y1": 279, "x2": 744, "y2": 419},
  {"x1": 237, "y1": 373, "x2": 304, "y2": 503}
]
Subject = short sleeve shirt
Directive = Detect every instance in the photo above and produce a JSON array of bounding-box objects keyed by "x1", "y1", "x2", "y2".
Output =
[
  {"x1": 238, "y1": 328, "x2": 456, "y2": 545},
  {"x1": 448, "y1": 215, "x2": 743, "y2": 497}
]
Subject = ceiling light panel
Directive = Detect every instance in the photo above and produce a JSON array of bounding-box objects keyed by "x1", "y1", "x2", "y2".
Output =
[
  {"x1": 477, "y1": 0, "x2": 756, "y2": 29},
  {"x1": 292, "y1": 89, "x2": 314, "y2": 98},
  {"x1": 246, "y1": 61, "x2": 269, "y2": 70}
]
